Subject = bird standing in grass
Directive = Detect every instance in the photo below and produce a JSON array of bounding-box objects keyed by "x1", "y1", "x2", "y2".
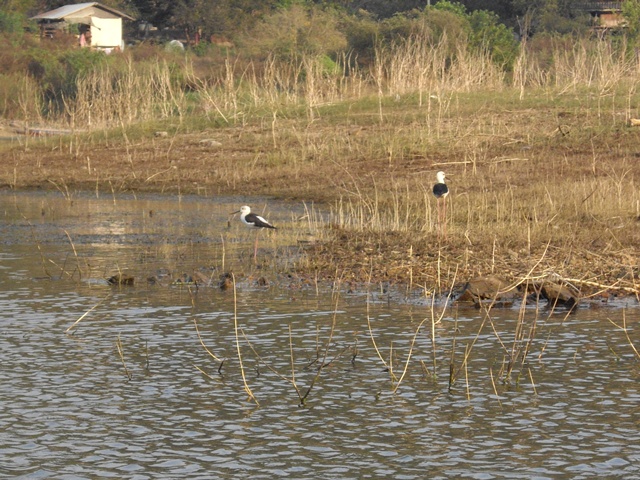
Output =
[
  {"x1": 432, "y1": 171, "x2": 449, "y2": 239},
  {"x1": 231, "y1": 205, "x2": 276, "y2": 261}
]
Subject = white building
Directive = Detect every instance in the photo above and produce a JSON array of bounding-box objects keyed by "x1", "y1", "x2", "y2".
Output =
[{"x1": 31, "y1": 2, "x2": 135, "y2": 51}]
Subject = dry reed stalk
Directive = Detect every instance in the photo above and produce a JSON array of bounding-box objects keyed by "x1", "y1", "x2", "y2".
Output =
[
  {"x1": 241, "y1": 289, "x2": 342, "y2": 405},
  {"x1": 568, "y1": 277, "x2": 634, "y2": 297},
  {"x1": 489, "y1": 367, "x2": 503, "y2": 408},
  {"x1": 193, "y1": 317, "x2": 226, "y2": 373},
  {"x1": 47, "y1": 179, "x2": 72, "y2": 201},
  {"x1": 63, "y1": 229, "x2": 83, "y2": 281},
  {"x1": 193, "y1": 364, "x2": 218, "y2": 381},
  {"x1": 115, "y1": 333, "x2": 132, "y2": 380},
  {"x1": 449, "y1": 306, "x2": 489, "y2": 390},
  {"x1": 65, "y1": 294, "x2": 110, "y2": 334},
  {"x1": 70, "y1": 59, "x2": 191, "y2": 130},
  {"x1": 297, "y1": 292, "x2": 341, "y2": 404},
  {"x1": 35, "y1": 242, "x2": 52, "y2": 279},
  {"x1": 393, "y1": 266, "x2": 457, "y2": 394},
  {"x1": 22, "y1": 216, "x2": 54, "y2": 279},
  {"x1": 231, "y1": 273, "x2": 259, "y2": 406},
  {"x1": 497, "y1": 286, "x2": 538, "y2": 383},
  {"x1": 365, "y1": 267, "x2": 398, "y2": 383},
  {"x1": 519, "y1": 294, "x2": 539, "y2": 372},
  {"x1": 238, "y1": 327, "x2": 302, "y2": 399},
  {"x1": 527, "y1": 367, "x2": 538, "y2": 395},
  {"x1": 448, "y1": 314, "x2": 458, "y2": 391},
  {"x1": 464, "y1": 345, "x2": 470, "y2": 402},
  {"x1": 537, "y1": 307, "x2": 578, "y2": 361},
  {"x1": 288, "y1": 324, "x2": 300, "y2": 396},
  {"x1": 607, "y1": 310, "x2": 640, "y2": 360},
  {"x1": 427, "y1": 286, "x2": 440, "y2": 375}
]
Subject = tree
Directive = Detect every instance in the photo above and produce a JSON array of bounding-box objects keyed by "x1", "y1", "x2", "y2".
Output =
[
  {"x1": 622, "y1": 0, "x2": 640, "y2": 42},
  {"x1": 168, "y1": 0, "x2": 280, "y2": 40},
  {"x1": 241, "y1": 3, "x2": 347, "y2": 59},
  {"x1": 429, "y1": 1, "x2": 517, "y2": 67},
  {"x1": 468, "y1": 9, "x2": 518, "y2": 67}
]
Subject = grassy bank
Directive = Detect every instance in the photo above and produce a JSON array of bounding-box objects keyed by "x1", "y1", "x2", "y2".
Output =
[{"x1": 1, "y1": 39, "x2": 639, "y2": 299}]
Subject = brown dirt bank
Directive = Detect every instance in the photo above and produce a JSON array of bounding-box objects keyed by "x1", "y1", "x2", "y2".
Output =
[{"x1": 300, "y1": 228, "x2": 638, "y2": 302}]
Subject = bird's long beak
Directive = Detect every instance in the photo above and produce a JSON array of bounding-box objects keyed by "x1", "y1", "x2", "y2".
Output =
[{"x1": 230, "y1": 210, "x2": 240, "y2": 215}]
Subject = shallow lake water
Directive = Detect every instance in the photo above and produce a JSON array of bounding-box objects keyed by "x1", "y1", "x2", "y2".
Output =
[{"x1": 1, "y1": 190, "x2": 639, "y2": 479}]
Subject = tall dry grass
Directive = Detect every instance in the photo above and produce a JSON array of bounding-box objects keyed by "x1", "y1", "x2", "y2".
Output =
[
  {"x1": 5, "y1": 33, "x2": 639, "y2": 132},
  {"x1": 66, "y1": 58, "x2": 188, "y2": 130}
]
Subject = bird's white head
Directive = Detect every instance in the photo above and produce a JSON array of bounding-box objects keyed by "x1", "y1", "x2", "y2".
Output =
[
  {"x1": 239, "y1": 205, "x2": 251, "y2": 215},
  {"x1": 436, "y1": 171, "x2": 446, "y2": 183}
]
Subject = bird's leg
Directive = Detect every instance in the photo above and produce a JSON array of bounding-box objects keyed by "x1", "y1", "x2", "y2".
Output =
[
  {"x1": 436, "y1": 199, "x2": 440, "y2": 239},
  {"x1": 437, "y1": 198, "x2": 443, "y2": 240},
  {"x1": 253, "y1": 231, "x2": 259, "y2": 262},
  {"x1": 443, "y1": 197, "x2": 447, "y2": 239}
]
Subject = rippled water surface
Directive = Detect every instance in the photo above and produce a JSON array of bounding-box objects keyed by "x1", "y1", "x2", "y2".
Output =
[{"x1": 1, "y1": 191, "x2": 639, "y2": 479}]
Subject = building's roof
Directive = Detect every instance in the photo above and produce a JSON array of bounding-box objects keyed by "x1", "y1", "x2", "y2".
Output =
[
  {"x1": 31, "y1": 2, "x2": 134, "y2": 21},
  {"x1": 574, "y1": 1, "x2": 623, "y2": 12}
]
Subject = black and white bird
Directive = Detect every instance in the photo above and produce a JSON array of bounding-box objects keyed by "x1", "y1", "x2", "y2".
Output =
[
  {"x1": 231, "y1": 205, "x2": 276, "y2": 261},
  {"x1": 432, "y1": 171, "x2": 449, "y2": 238},
  {"x1": 432, "y1": 171, "x2": 449, "y2": 200},
  {"x1": 233, "y1": 205, "x2": 277, "y2": 230}
]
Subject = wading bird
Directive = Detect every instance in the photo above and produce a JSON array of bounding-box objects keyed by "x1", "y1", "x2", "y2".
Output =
[
  {"x1": 231, "y1": 205, "x2": 276, "y2": 261},
  {"x1": 432, "y1": 171, "x2": 449, "y2": 239}
]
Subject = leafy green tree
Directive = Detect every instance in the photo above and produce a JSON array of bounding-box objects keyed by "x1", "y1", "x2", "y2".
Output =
[
  {"x1": 168, "y1": 0, "x2": 281, "y2": 41},
  {"x1": 432, "y1": 0, "x2": 467, "y2": 17},
  {"x1": 468, "y1": 9, "x2": 518, "y2": 67},
  {"x1": 428, "y1": 1, "x2": 517, "y2": 68},
  {"x1": 336, "y1": 0, "x2": 426, "y2": 19},
  {"x1": 131, "y1": 0, "x2": 175, "y2": 27},
  {"x1": 1, "y1": 0, "x2": 38, "y2": 14},
  {"x1": 459, "y1": 0, "x2": 516, "y2": 23},
  {"x1": 510, "y1": 0, "x2": 589, "y2": 35},
  {"x1": 241, "y1": 3, "x2": 347, "y2": 59},
  {"x1": 622, "y1": 0, "x2": 640, "y2": 41},
  {"x1": 0, "y1": 10, "x2": 25, "y2": 33}
]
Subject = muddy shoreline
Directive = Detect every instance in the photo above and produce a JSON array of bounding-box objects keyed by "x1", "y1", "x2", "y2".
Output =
[{"x1": 0, "y1": 180, "x2": 638, "y2": 308}]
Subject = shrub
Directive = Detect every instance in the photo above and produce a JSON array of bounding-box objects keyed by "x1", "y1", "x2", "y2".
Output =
[
  {"x1": 0, "y1": 11, "x2": 24, "y2": 34},
  {"x1": 240, "y1": 4, "x2": 347, "y2": 60},
  {"x1": 468, "y1": 10, "x2": 518, "y2": 69}
]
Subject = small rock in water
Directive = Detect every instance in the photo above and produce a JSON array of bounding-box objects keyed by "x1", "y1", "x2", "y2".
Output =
[
  {"x1": 219, "y1": 273, "x2": 233, "y2": 291},
  {"x1": 107, "y1": 274, "x2": 134, "y2": 286},
  {"x1": 457, "y1": 275, "x2": 514, "y2": 306},
  {"x1": 540, "y1": 282, "x2": 579, "y2": 309},
  {"x1": 172, "y1": 273, "x2": 194, "y2": 285}
]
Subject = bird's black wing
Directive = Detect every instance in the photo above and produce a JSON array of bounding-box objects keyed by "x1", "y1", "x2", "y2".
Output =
[
  {"x1": 246, "y1": 213, "x2": 276, "y2": 229},
  {"x1": 433, "y1": 183, "x2": 449, "y2": 198}
]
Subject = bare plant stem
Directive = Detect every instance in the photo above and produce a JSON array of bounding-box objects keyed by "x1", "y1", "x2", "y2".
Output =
[
  {"x1": 366, "y1": 288, "x2": 397, "y2": 382},
  {"x1": 489, "y1": 367, "x2": 503, "y2": 408},
  {"x1": 297, "y1": 291, "x2": 340, "y2": 405},
  {"x1": 232, "y1": 273, "x2": 259, "y2": 406},
  {"x1": 607, "y1": 309, "x2": 640, "y2": 360},
  {"x1": 65, "y1": 294, "x2": 111, "y2": 334},
  {"x1": 527, "y1": 367, "x2": 538, "y2": 395},
  {"x1": 64, "y1": 229, "x2": 82, "y2": 281},
  {"x1": 116, "y1": 333, "x2": 132, "y2": 380},
  {"x1": 394, "y1": 266, "x2": 457, "y2": 393},
  {"x1": 193, "y1": 317, "x2": 226, "y2": 373}
]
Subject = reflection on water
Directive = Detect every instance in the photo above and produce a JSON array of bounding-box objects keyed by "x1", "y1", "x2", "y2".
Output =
[{"x1": 1, "y1": 190, "x2": 639, "y2": 479}]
